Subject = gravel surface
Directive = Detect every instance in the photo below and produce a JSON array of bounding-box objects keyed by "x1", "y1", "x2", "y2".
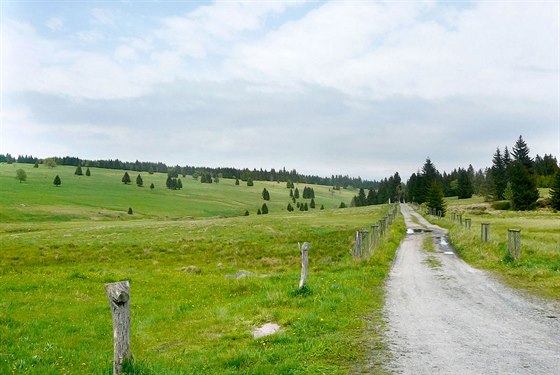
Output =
[{"x1": 383, "y1": 204, "x2": 560, "y2": 374}]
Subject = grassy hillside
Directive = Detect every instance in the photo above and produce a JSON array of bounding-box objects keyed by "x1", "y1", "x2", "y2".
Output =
[
  {"x1": 427, "y1": 197, "x2": 559, "y2": 301},
  {"x1": 0, "y1": 163, "x2": 357, "y2": 223},
  {"x1": 0, "y1": 162, "x2": 404, "y2": 374}
]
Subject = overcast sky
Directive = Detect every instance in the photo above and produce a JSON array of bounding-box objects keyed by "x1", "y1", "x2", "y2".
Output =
[{"x1": 1, "y1": 1, "x2": 558, "y2": 180}]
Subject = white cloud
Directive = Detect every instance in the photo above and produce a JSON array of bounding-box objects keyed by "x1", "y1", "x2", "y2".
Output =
[
  {"x1": 46, "y1": 17, "x2": 63, "y2": 32},
  {"x1": 91, "y1": 8, "x2": 115, "y2": 26}
]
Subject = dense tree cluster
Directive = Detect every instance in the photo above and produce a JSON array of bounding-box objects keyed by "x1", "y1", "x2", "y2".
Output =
[{"x1": 302, "y1": 186, "x2": 315, "y2": 199}]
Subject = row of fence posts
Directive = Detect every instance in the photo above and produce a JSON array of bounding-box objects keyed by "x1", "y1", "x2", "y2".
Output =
[
  {"x1": 447, "y1": 211, "x2": 521, "y2": 261},
  {"x1": 353, "y1": 204, "x2": 399, "y2": 259}
]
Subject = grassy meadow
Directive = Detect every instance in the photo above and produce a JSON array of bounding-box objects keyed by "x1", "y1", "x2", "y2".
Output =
[
  {"x1": 1, "y1": 162, "x2": 404, "y2": 374},
  {"x1": 428, "y1": 196, "x2": 559, "y2": 301}
]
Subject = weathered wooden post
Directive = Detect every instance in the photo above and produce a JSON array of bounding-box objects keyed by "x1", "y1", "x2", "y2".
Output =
[
  {"x1": 371, "y1": 224, "x2": 379, "y2": 249},
  {"x1": 465, "y1": 218, "x2": 471, "y2": 229},
  {"x1": 451, "y1": 212, "x2": 456, "y2": 222},
  {"x1": 481, "y1": 223, "x2": 490, "y2": 242},
  {"x1": 299, "y1": 242, "x2": 309, "y2": 288},
  {"x1": 379, "y1": 219, "x2": 385, "y2": 236},
  {"x1": 437, "y1": 210, "x2": 442, "y2": 219},
  {"x1": 105, "y1": 281, "x2": 133, "y2": 375},
  {"x1": 508, "y1": 230, "x2": 521, "y2": 260},
  {"x1": 361, "y1": 230, "x2": 369, "y2": 257},
  {"x1": 354, "y1": 231, "x2": 361, "y2": 258},
  {"x1": 458, "y1": 214, "x2": 463, "y2": 226},
  {"x1": 385, "y1": 216, "x2": 390, "y2": 229}
]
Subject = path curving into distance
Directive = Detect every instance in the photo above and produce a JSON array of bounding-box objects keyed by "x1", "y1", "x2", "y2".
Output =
[{"x1": 382, "y1": 203, "x2": 560, "y2": 374}]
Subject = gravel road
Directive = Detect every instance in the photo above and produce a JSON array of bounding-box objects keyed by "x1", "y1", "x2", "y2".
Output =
[{"x1": 383, "y1": 203, "x2": 560, "y2": 374}]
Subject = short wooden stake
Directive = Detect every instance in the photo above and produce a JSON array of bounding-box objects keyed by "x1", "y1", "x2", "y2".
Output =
[
  {"x1": 481, "y1": 223, "x2": 490, "y2": 242},
  {"x1": 105, "y1": 281, "x2": 133, "y2": 375},
  {"x1": 298, "y1": 242, "x2": 309, "y2": 288},
  {"x1": 465, "y1": 218, "x2": 471, "y2": 229},
  {"x1": 379, "y1": 219, "x2": 385, "y2": 236},
  {"x1": 451, "y1": 212, "x2": 456, "y2": 222},
  {"x1": 458, "y1": 214, "x2": 463, "y2": 226},
  {"x1": 371, "y1": 224, "x2": 379, "y2": 249},
  {"x1": 508, "y1": 230, "x2": 521, "y2": 260}
]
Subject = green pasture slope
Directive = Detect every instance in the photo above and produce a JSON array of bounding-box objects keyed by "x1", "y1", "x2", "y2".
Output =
[
  {"x1": 1, "y1": 163, "x2": 405, "y2": 374},
  {"x1": 430, "y1": 196, "x2": 559, "y2": 301}
]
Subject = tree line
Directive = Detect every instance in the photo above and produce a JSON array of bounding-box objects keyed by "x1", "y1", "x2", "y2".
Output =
[{"x1": 1, "y1": 154, "x2": 378, "y2": 189}]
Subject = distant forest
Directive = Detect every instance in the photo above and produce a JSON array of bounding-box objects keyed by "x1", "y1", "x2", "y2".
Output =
[{"x1": 0, "y1": 153, "x2": 377, "y2": 189}]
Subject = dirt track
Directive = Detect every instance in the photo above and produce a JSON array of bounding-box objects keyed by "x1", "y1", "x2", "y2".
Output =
[{"x1": 383, "y1": 204, "x2": 560, "y2": 374}]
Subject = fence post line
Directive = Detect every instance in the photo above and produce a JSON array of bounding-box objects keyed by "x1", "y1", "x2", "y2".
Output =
[
  {"x1": 298, "y1": 242, "x2": 310, "y2": 289},
  {"x1": 105, "y1": 280, "x2": 133, "y2": 375}
]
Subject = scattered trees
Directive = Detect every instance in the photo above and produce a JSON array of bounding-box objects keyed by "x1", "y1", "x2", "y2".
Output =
[
  {"x1": 262, "y1": 188, "x2": 270, "y2": 201},
  {"x1": 16, "y1": 169, "x2": 27, "y2": 183},
  {"x1": 122, "y1": 172, "x2": 131, "y2": 185}
]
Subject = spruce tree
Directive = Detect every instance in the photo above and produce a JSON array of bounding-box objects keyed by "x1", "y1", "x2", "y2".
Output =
[
  {"x1": 235, "y1": 178, "x2": 240, "y2": 185},
  {"x1": 177, "y1": 178, "x2": 183, "y2": 189},
  {"x1": 491, "y1": 148, "x2": 507, "y2": 200},
  {"x1": 150, "y1": 183, "x2": 155, "y2": 190},
  {"x1": 128, "y1": 207, "x2": 133, "y2": 215},
  {"x1": 427, "y1": 181, "x2": 446, "y2": 216},
  {"x1": 294, "y1": 187, "x2": 300, "y2": 199},
  {"x1": 320, "y1": 205, "x2": 324, "y2": 210},
  {"x1": 512, "y1": 135, "x2": 532, "y2": 171},
  {"x1": 53, "y1": 175, "x2": 61, "y2": 187},
  {"x1": 550, "y1": 171, "x2": 560, "y2": 210},
  {"x1": 289, "y1": 189, "x2": 294, "y2": 198},
  {"x1": 304, "y1": 202, "x2": 308, "y2": 211},
  {"x1": 261, "y1": 203, "x2": 269, "y2": 214},
  {"x1": 136, "y1": 174, "x2": 143, "y2": 187},
  {"x1": 247, "y1": 178, "x2": 254, "y2": 186},
  {"x1": 85, "y1": 167, "x2": 91, "y2": 176},
  {"x1": 244, "y1": 210, "x2": 249, "y2": 216},
  {"x1": 310, "y1": 198, "x2": 315, "y2": 208},
  {"x1": 339, "y1": 202, "x2": 346, "y2": 208},
  {"x1": 75, "y1": 166, "x2": 83, "y2": 176},
  {"x1": 287, "y1": 203, "x2": 293, "y2": 212},
  {"x1": 257, "y1": 209, "x2": 262, "y2": 215},
  {"x1": 262, "y1": 188, "x2": 270, "y2": 200},
  {"x1": 33, "y1": 162, "x2": 39, "y2": 168},
  {"x1": 122, "y1": 172, "x2": 131, "y2": 184},
  {"x1": 509, "y1": 162, "x2": 539, "y2": 210},
  {"x1": 357, "y1": 188, "x2": 367, "y2": 206},
  {"x1": 457, "y1": 169, "x2": 473, "y2": 199},
  {"x1": 367, "y1": 188, "x2": 377, "y2": 205}
]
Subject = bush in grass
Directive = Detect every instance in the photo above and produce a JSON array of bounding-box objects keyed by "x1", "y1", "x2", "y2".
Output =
[
  {"x1": 16, "y1": 169, "x2": 27, "y2": 183},
  {"x1": 491, "y1": 201, "x2": 511, "y2": 210}
]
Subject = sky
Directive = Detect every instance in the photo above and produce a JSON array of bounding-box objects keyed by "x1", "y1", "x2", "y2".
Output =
[{"x1": 1, "y1": 0, "x2": 558, "y2": 181}]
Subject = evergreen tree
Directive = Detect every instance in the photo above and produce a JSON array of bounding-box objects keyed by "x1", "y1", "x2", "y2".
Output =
[
  {"x1": 310, "y1": 198, "x2": 315, "y2": 208},
  {"x1": 287, "y1": 203, "x2": 294, "y2": 212},
  {"x1": 289, "y1": 189, "x2": 294, "y2": 198},
  {"x1": 490, "y1": 147, "x2": 507, "y2": 200},
  {"x1": 512, "y1": 135, "x2": 532, "y2": 172},
  {"x1": 244, "y1": 210, "x2": 250, "y2": 216},
  {"x1": 85, "y1": 167, "x2": 91, "y2": 176},
  {"x1": 427, "y1": 181, "x2": 446, "y2": 216},
  {"x1": 294, "y1": 187, "x2": 300, "y2": 199},
  {"x1": 549, "y1": 171, "x2": 560, "y2": 210},
  {"x1": 177, "y1": 178, "x2": 183, "y2": 189},
  {"x1": 261, "y1": 203, "x2": 269, "y2": 214},
  {"x1": 262, "y1": 188, "x2": 270, "y2": 200},
  {"x1": 350, "y1": 196, "x2": 357, "y2": 207},
  {"x1": 339, "y1": 202, "x2": 346, "y2": 208},
  {"x1": 367, "y1": 188, "x2": 377, "y2": 205},
  {"x1": 53, "y1": 175, "x2": 61, "y2": 187},
  {"x1": 509, "y1": 162, "x2": 539, "y2": 210},
  {"x1": 122, "y1": 172, "x2": 131, "y2": 184},
  {"x1": 457, "y1": 168, "x2": 473, "y2": 199},
  {"x1": 16, "y1": 169, "x2": 27, "y2": 183},
  {"x1": 33, "y1": 162, "x2": 39, "y2": 168},
  {"x1": 247, "y1": 178, "x2": 254, "y2": 186},
  {"x1": 166, "y1": 176, "x2": 173, "y2": 189},
  {"x1": 235, "y1": 178, "x2": 240, "y2": 185},
  {"x1": 150, "y1": 183, "x2": 155, "y2": 190},
  {"x1": 304, "y1": 203, "x2": 308, "y2": 211},
  {"x1": 357, "y1": 188, "x2": 367, "y2": 206},
  {"x1": 257, "y1": 209, "x2": 262, "y2": 215},
  {"x1": 128, "y1": 207, "x2": 133, "y2": 215},
  {"x1": 310, "y1": 187, "x2": 315, "y2": 199},
  {"x1": 136, "y1": 174, "x2": 143, "y2": 187},
  {"x1": 503, "y1": 146, "x2": 512, "y2": 168},
  {"x1": 75, "y1": 166, "x2": 83, "y2": 176},
  {"x1": 320, "y1": 205, "x2": 324, "y2": 210},
  {"x1": 299, "y1": 204, "x2": 305, "y2": 211}
]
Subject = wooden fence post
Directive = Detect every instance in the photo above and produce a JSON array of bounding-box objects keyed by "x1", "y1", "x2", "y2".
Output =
[
  {"x1": 451, "y1": 212, "x2": 456, "y2": 222},
  {"x1": 458, "y1": 214, "x2": 463, "y2": 226},
  {"x1": 105, "y1": 281, "x2": 133, "y2": 375},
  {"x1": 465, "y1": 218, "x2": 471, "y2": 229},
  {"x1": 371, "y1": 224, "x2": 379, "y2": 249},
  {"x1": 299, "y1": 242, "x2": 309, "y2": 288},
  {"x1": 361, "y1": 230, "x2": 369, "y2": 257},
  {"x1": 508, "y1": 230, "x2": 521, "y2": 260},
  {"x1": 481, "y1": 223, "x2": 490, "y2": 242},
  {"x1": 379, "y1": 219, "x2": 385, "y2": 236}
]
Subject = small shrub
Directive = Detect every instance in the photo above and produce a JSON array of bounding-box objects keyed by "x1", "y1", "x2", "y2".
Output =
[
  {"x1": 491, "y1": 200, "x2": 511, "y2": 210},
  {"x1": 128, "y1": 207, "x2": 133, "y2": 215}
]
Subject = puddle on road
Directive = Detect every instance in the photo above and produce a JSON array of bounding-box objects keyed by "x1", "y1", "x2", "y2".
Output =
[{"x1": 406, "y1": 228, "x2": 433, "y2": 234}]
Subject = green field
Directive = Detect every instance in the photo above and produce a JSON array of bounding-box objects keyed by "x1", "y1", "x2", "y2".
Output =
[
  {"x1": 1, "y1": 163, "x2": 403, "y2": 374},
  {"x1": 427, "y1": 196, "x2": 559, "y2": 300}
]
